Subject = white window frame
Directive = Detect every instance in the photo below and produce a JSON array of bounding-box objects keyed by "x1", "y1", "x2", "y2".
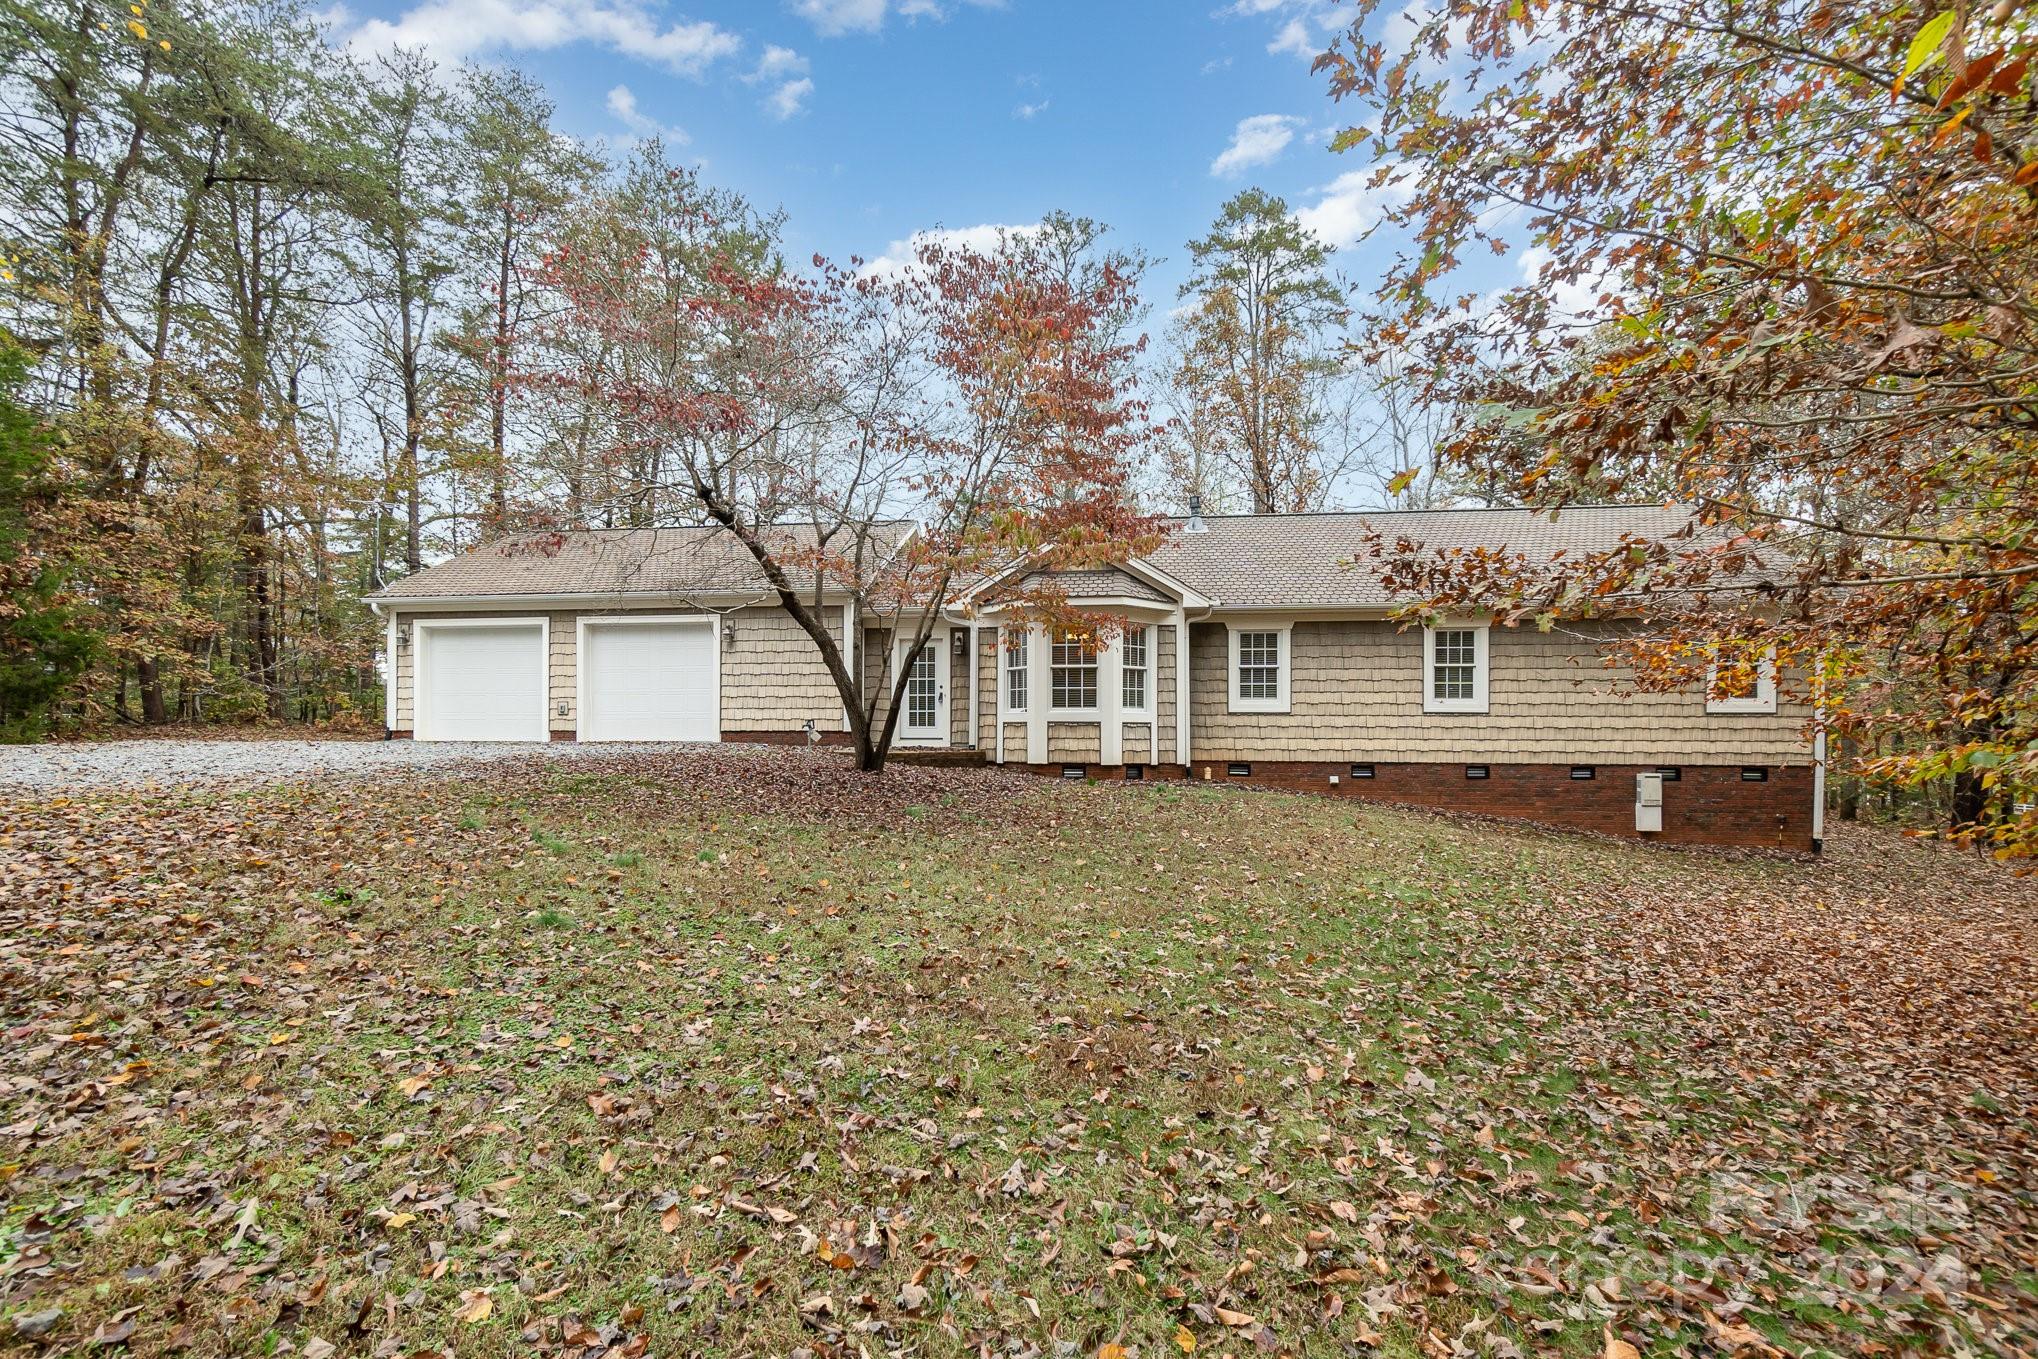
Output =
[
  {"x1": 1047, "y1": 631, "x2": 1100, "y2": 716},
  {"x1": 1706, "y1": 643, "x2": 1778, "y2": 714},
  {"x1": 1120, "y1": 625, "x2": 1151, "y2": 715},
  {"x1": 1422, "y1": 621, "x2": 1490, "y2": 715},
  {"x1": 1227, "y1": 623, "x2": 1291, "y2": 714},
  {"x1": 1002, "y1": 627, "x2": 1029, "y2": 716}
]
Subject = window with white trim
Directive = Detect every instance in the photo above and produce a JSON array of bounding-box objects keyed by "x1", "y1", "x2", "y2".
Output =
[
  {"x1": 1227, "y1": 625, "x2": 1291, "y2": 713},
  {"x1": 1049, "y1": 633, "x2": 1098, "y2": 711},
  {"x1": 1706, "y1": 642, "x2": 1777, "y2": 714},
  {"x1": 1004, "y1": 629, "x2": 1029, "y2": 713},
  {"x1": 1121, "y1": 626, "x2": 1150, "y2": 711},
  {"x1": 1423, "y1": 622, "x2": 1489, "y2": 714}
]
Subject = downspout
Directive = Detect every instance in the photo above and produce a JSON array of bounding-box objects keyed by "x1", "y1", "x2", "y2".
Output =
[
  {"x1": 967, "y1": 619, "x2": 979, "y2": 750},
  {"x1": 368, "y1": 599, "x2": 394, "y2": 740},
  {"x1": 1177, "y1": 603, "x2": 1216, "y2": 769}
]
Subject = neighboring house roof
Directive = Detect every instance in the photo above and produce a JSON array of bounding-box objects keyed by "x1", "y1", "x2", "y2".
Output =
[
  {"x1": 1010, "y1": 567, "x2": 1172, "y2": 604},
  {"x1": 370, "y1": 523, "x2": 916, "y2": 601},
  {"x1": 1146, "y1": 504, "x2": 1718, "y2": 609}
]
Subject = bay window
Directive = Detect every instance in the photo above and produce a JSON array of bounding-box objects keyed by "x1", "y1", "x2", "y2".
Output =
[
  {"x1": 1121, "y1": 626, "x2": 1150, "y2": 712},
  {"x1": 1049, "y1": 633, "x2": 1098, "y2": 711},
  {"x1": 1003, "y1": 628, "x2": 1029, "y2": 714}
]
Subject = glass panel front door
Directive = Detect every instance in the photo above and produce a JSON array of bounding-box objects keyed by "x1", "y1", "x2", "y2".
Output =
[{"x1": 903, "y1": 642, "x2": 940, "y2": 738}]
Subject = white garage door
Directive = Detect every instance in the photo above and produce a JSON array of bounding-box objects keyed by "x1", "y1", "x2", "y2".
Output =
[
  {"x1": 416, "y1": 622, "x2": 548, "y2": 742},
  {"x1": 581, "y1": 619, "x2": 718, "y2": 742}
]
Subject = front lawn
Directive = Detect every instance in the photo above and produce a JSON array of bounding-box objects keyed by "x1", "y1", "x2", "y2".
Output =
[{"x1": 3, "y1": 749, "x2": 2032, "y2": 1357}]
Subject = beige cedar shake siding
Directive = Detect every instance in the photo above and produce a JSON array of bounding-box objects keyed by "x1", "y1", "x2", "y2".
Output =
[
  {"x1": 977, "y1": 628, "x2": 997, "y2": 749},
  {"x1": 392, "y1": 605, "x2": 840, "y2": 737},
  {"x1": 1003, "y1": 722, "x2": 1026, "y2": 756},
  {"x1": 1188, "y1": 619, "x2": 1810, "y2": 765},
  {"x1": 861, "y1": 628, "x2": 892, "y2": 730},
  {"x1": 1123, "y1": 725, "x2": 1153, "y2": 763},
  {"x1": 950, "y1": 639, "x2": 972, "y2": 746},
  {"x1": 1047, "y1": 723, "x2": 1103, "y2": 763},
  {"x1": 719, "y1": 605, "x2": 845, "y2": 733},
  {"x1": 1156, "y1": 625, "x2": 1178, "y2": 764}
]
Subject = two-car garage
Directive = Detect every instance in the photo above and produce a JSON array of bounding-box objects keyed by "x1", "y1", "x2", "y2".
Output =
[{"x1": 410, "y1": 615, "x2": 718, "y2": 742}]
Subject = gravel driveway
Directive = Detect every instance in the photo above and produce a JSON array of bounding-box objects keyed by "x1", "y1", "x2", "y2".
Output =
[{"x1": 0, "y1": 738, "x2": 714, "y2": 792}]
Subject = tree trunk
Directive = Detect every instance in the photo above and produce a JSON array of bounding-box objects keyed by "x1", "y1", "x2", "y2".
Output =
[
  {"x1": 488, "y1": 199, "x2": 513, "y2": 531},
  {"x1": 235, "y1": 184, "x2": 283, "y2": 720},
  {"x1": 1951, "y1": 768, "x2": 1988, "y2": 829},
  {"x1": 138, "y1": 655, "x2": 167, "y2": 724}
]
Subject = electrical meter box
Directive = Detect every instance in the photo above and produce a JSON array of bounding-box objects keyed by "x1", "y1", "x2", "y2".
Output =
[{"x1": 1635, "y1": 771, "x2": 1665, "y2": 833}]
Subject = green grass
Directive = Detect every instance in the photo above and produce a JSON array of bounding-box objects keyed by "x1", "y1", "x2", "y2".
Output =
[{"x1": 2, "y1": 755, "x2": 2031, "y2": 1358}]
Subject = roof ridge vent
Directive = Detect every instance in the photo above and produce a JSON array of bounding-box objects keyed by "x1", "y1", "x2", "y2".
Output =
[{"x1": 1184, "y1": 493, "x2": 1209, "y2": 534}]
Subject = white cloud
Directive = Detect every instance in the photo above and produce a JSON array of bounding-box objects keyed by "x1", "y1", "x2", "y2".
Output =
[
  {"x1": 346, "y1": 0, "x2": 741, "y2": 75},
  {"x1": 1210, "y1": 113, "x2": 1300, "y2": 177},
  {"x1": 743, "y1": 45, "x2": 814, "y2": 119},
  {"x1": 793, "y1": 0, "x2": 887, "y2": 34},
  {"x1": 1292, "y1": 165, "x2": 1410, "y2": 245},
  {"x1": 606, "y1": 83, "x2": 689, "y2": 143},
  {"x1": 753, "y1": 43, "x2": 808, "y2": 80},
  {"x1": 1226, "y1": 0, "x2": 1355, "y2": 60},
  {"x1": 1200, "y1": 55, "x2": 1233, "y2": 74},
  {"x1": 860, "y1": 222, "x2": 1041, "y2": 279},
  {"x1": 766, "y1": 76, "x2": 815, "y2": 119},
  {"x1": 1014, "y1": 98, "x2": 1049, "y2": 119},
  {"x1": 1267, "y1": 18, "x2": 1316, "y2": 57},
  {"x1": 792, "y1": 0, "x2": 1000, "y2": 36}
]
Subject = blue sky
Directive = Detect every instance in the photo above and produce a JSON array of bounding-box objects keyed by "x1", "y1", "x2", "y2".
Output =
[{"x1": 331, "y1": 0, "x2": 1407, "y2": 308}]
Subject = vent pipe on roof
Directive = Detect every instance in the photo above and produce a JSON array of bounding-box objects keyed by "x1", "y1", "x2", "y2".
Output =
[{"x1": 1185, "y1": 493, "x2": 1209, "y2": 534}]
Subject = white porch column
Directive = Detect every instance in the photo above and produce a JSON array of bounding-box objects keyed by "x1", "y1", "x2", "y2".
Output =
[
  {"x1": 1025, "y1": 625, "x2": 1047, "y2": 765},
  {"x1": 1174, "y1": 608, "x2": 1191, "y2": 766},
  {"x1": 1099, "y1": 634, "x2": 1123, "y2": 766}
]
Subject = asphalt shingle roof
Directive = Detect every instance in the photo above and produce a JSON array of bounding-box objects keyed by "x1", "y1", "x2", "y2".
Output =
[
  {"x1": 372, "y1": 523, "x2": 914, "y2": 600},
  {"x1": 1012, "y1": 568, "x2": 1171, "y2": 604},
  {"x1": 374, "y1": 506, "x2": 1734, "y2": 611},
  {"x1": 1145, "y1": 504, "x2": 1709, "y2": 608}
]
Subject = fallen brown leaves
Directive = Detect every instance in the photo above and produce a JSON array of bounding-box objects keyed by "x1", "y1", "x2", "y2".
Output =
[{"x1": 0, "y1": 748, "x2": 2032, "y2": 1358}]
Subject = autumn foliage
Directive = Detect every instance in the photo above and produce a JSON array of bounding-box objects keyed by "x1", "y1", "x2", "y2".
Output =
[
  {"x1": 537, "y1": 185, "x2": 1165, "y2": 768},
  {"x1": 1316, "y1": 0, "x2": 2038, "y2": 855}
]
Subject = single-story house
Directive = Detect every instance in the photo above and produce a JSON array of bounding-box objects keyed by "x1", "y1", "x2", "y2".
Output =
[{"x1": 366, "y1": 506, "x2": 1822, "y2": 851}]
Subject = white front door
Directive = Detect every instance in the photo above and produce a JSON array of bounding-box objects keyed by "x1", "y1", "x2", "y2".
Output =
[
  {"x1": 895, "y1": 632, "x2": 948, "y2": 744},
  {"x1": 580, "y1": 618, "x2": 718, "y2": 742}
]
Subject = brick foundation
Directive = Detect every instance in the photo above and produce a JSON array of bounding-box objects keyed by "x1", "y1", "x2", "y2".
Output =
[
  {"x1": 1025, "y1": 759, "x2": 1816, "y2": 851},
  {"x1": 387, "y1": 729, "x2": 853, "y2": 745}
]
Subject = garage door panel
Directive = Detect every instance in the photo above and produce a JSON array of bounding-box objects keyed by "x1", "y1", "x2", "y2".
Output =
[
  {"x1": 583, "y1": 621, "x2": 718, "y2": 742},
  {"x1": 419, "y1": 623, "x2": 547, "y2": 742}
]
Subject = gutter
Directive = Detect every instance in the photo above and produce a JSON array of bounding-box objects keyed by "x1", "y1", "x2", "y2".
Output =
[{"x1": 364, "y1": 588, "x2": 851, "y2": 610}]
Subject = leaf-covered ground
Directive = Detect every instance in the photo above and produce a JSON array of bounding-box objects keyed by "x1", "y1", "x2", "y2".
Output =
[{"x1": 2, "y1": 747, "x2": 2033, "y2": 1359}]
